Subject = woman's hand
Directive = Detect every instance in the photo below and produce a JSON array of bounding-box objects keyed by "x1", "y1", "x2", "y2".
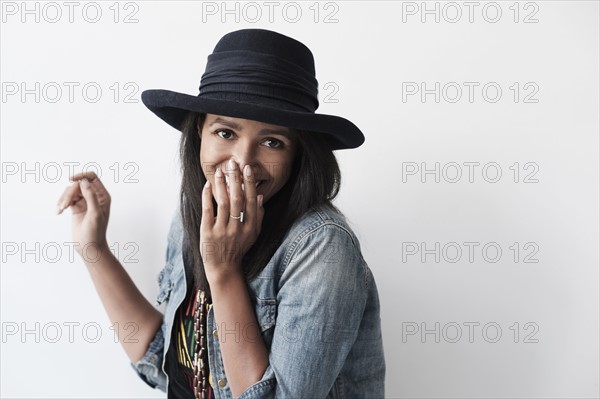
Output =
[
  {"x1": 200, "y1": 158, "x2": 264, "y2": 286},
  {"x1": 56, "y1": 172, "x2": 111, "y2": 261}
]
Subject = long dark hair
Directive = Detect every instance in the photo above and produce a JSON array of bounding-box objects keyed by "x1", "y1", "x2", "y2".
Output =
[{"x1": 179, "y1": 111, "x2": 343, "y2": 299}]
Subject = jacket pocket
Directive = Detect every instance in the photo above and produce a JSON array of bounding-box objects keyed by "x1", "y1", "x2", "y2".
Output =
[
  {"x1": 155, "y1": 261, "x2": 175, "y2": 306},
  {"x1": 254, "y1": 297, "x2": 277, "y2": 348}
]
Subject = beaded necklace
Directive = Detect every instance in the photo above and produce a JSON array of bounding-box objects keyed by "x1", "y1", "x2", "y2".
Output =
[{"x1": 192, "y1": 289, "x2": 209, "y2": 399}]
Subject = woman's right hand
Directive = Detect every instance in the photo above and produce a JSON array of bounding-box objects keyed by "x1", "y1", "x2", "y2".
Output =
[{"x1": 56, "y1": 172, "x2": 111, "y2": 261}]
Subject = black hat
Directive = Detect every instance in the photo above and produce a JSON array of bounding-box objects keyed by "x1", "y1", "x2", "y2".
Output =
[{"x1": 141, "y1": 28, "x2": 364, "y2": 150}]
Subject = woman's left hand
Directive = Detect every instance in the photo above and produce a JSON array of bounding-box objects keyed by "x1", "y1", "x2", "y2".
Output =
[{"x1": 200, "y1": 158, "x2": 264, "y2": 286}]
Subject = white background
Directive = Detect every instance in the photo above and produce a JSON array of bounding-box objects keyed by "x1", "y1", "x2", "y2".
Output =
[{"x1": 1, "y1": 1, "x2": 598, "y2": 398}]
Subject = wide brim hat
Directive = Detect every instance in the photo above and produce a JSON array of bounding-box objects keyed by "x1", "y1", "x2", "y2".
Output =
[{"x1": 141, "y1": 28, "x2": 364, "y2": 150}]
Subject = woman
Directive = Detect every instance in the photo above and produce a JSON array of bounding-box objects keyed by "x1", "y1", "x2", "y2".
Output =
[{"x1": 56, "y1": 29, "x2": 385, "y2": 398}]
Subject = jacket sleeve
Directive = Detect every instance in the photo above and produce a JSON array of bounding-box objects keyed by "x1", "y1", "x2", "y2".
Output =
[
  {"x1": 237, "y1": 223, "x2": 370, "y2": 398},
  {"x1": 129, "y1": 209, "x2": 182, "y2": 392},
  {"x1": 129, "y1": 321, "x2": 167, "y2": 392}
]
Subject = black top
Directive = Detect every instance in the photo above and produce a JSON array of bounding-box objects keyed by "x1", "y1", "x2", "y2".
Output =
[{"x1": 164, "y1": 237, "x2": 214, "y2": 398}]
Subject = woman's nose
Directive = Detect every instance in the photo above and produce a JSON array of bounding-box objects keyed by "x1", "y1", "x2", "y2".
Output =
[{"x1": 227, "y1": 144, "x2": 257, "y2": 175}]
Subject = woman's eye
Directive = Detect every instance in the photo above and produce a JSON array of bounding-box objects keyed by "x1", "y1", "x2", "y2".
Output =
[
  {"x1": 214, "y1": 130, "x2": 283, "y2": 149},
  {"x1": 215, "y1": 129, "x2": 233, "y2": 139},
  {"x1": 264, "y1": 138, "x2": 283, "y2": 149}
]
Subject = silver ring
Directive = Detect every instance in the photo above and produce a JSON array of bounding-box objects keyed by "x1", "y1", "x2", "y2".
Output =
[{"x1": 230, "y1": 211, "x2": 244, "y2": 223}]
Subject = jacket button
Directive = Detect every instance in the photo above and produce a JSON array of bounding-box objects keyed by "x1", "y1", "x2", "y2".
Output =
[
  {"x1": 217, "y1": 378, "x2": 227, "y2": 388},
  {"x1": 212, "y1": 329, "x2": 218, "y2": 337}
]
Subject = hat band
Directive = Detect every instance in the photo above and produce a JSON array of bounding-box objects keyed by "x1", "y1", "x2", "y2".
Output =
[{"x1": 198, "y1": 50, "x2": 319, "y2": 113}]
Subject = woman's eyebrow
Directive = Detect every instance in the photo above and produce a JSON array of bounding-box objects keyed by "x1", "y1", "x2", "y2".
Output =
[{"x1": 209, "y1": 117, "x2": 241, "y2": 130}]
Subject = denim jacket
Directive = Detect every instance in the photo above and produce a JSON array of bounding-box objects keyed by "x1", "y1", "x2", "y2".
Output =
[{"x1": 130, "y1": 204, "x2": 385, "y2": 398}]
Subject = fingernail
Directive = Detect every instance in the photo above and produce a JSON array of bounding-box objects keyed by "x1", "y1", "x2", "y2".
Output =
[
  {"x1": 258, "y1": 194, "x2": 264, "y2": 207},
  {"x1": 216, "y1": 167, "x2": 223, "y2": 177},
  {"x1": 204, "y1": 180, "x2": 210, "y2": 189},
  {"x1": 81, "y1": 178, "x2": 89, "y2": 188},
  {"x1": 244, "y1": 165, "x2": 252, "y2": 177},
  {"x1": 228, "y1": 158, "x2": 236, "y2": 170},
  {"x1": 225, "y1": 174, "x2": 230, "y2": 186},
  {"x1": 57, "y1": 200, "x2": 68, "y2": 214}
]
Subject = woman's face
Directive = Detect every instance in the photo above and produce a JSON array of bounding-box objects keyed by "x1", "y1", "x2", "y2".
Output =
[{"x1": 199, "y1": 113, "x2": 297, "y2": 205}]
